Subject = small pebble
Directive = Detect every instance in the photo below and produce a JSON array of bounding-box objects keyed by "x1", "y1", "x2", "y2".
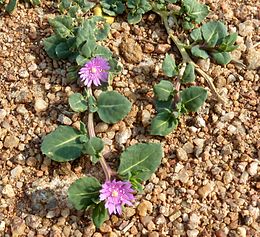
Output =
[
  {"x1": 95, "y1": 122, "x2": 109, "y2": 133},
  {"x1": 198, "y1": 182, "x2": 215, "y2": 198},
  {"x1": 176, "y1": 147, "x2": 188, "y2": 161},
  {"x1": 187, "y1": 229, "x2": 199, "y2": 237},
  {"x1": 2, "y1": 184, "x2": 15, "y2": 198},
  {"x1": 247, "y1": 162, "x2": 258, "y2": 176},
  {"x1": 34, "y1": 98, "x2": 48, "y2": 113},
  {"x1": 10, "y1": 165, "x2": 23, "y2": 179},
  {"x1": 115, "y1": 128, "x2": 131, "y2": 144},
  {"x1": 57, "y1": 114, "x2": 72, "y2": 125},
  {"x1": 0, "y1": 109, "x2": 7, "y2": 122},
  {"x1": 4, "y1": 135, "x2": 19, "y2": 148},
  {"x1": 19, "y1": 68, "x2": 29, "y2": 78},
  {"x1": 137, "y1": 200, "x2": 153, "y2": 216}
]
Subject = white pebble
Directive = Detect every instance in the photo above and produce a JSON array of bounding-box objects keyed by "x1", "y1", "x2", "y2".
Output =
[
  {"x1": 247, "y1": 162, "x2": 258, "y2": 176},
  {"x1": 187, "y1": 229, "x2": 199, "y2": 237},
  {"x1": 34, "y1": 98, "x2": 48, "y2": 113}
]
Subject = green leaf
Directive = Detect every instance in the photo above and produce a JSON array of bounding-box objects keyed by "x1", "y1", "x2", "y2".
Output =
[
  {"x1": 41, "y1": 126, "x2": 87, "y2": 162},
  {"x1": 162, "y1": 54, "x2": 177, "y2": 77},
  {"x1": 43, "y1": 35, "x2": 63, "y2": 60},
  {"x1": 118, "y1": 143, "x2": 163, "y2": 181},
  {"x1": 76, "y1": 55, "x2": 89, "y2": 66},
  {"x1": 155, "y1": 99, "x2": 173, "y2": 113},
  {"x1": 150, "y1": 111, "x2": 178, "y2": 136},
  {"x1": 66, "y1": 66, "x2": 79, "y2": 83},
  {"x1": 68, "y1": 5, "x2": 80, "y2": 18},
  {"x1": 182, "y1": 63, "x2": 195, "y2": 83},
  {"x1": 88, "y1": 95, "x2": 98, "y2": 113},
  {"x1": 49, "y1": 16, "x2": 74, "y2": 38},
  {"x1": 92, "y1": 202, "x2": 108, "y2": 228},
  {"x1": 30, "y1": 0, "x2": 41, "y2": 5},
  {"x1": 91, "y1": 16, "x2": 110, "y2": 41},
  {"x1": 93, "y1": 45, "x2": 113, "y2": 59},
  {"x1": 190, "y1": 28, "x2": 203, "y2": 42},
  {"x1": 109, "y1": 58, "x2": 122, "y2": 73},
  {"x1": 97, "y1": 91, "x2": 131, "y2": 124},
  {"x1": 59, "y1": 0, "x2": 71, "y2": 12},
  {"x1": 127, "y1": 13, "x2": 142, "y2": 24},
  {"x1": 211, "y1": 52, "x2": 231, "y2": 65},
  {"x1": 182, "y1": 21, "x2": 194, "y2": 30},
  {"x1": 201, "y1": 21, "x2": 228, "y2": 46},
  {"x1": 55, "y1": 42, "x2": 73, "y2": 59},
  {"x1": 154, "y1": 80, "x2": 174, "y2": 101},
  {"x1": 129, "y1": 175, "x2": 143, "y2": 193},
  {"x1": 182, "y1": 0, "x2": 209, "y2": 23},
  {"x1": 219, "y1": 33, "x2": 238, "y2": 52},
  {"x1": 69, "y1": 93, "x2": 88, "y2": 112},
  {"x1": 83, "y1": 137, "x2": 104, "y2": 164},
  {"x1": 127, "y1": 0, "x2": 152, "y2": 24},
  {"x1": 191, "y1": 45, "x2": 209, "y2": 59},
  {"x1": 5, "y1": 0, "x2": 18, "y2": 13},
  {"x1": 68, "y1": 177, "x2": 101, "y2": 210},
  {"x1": 76, "y1": 21, "x2": 95, "y2": 48},
  {"x1": 180, "y1": 86, "x2": 207, "y2": 112},
  {"x1": 80, "y1": 39, "x2": 96, "y2": 58},
  {"x1": 101, "y1": 0, "x2": 126, "y2": 16},
  {"x1": 79, "y1": 121, "x2": 88, "y2": 135},
  {"x1": 76, "y1": 0, "x2": 95, "y2": 12}
]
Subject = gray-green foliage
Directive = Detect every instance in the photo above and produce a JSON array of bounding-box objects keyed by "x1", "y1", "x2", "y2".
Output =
[
  {"x1": 42, "y1": 90, "x2": 131, "y2": 163},
  {"x1": 2, "y1": 0, "x2": 41, "y2": 14},
  {"x1": 127, "y1": 0, "x2": 152, "y2": 24},
  {"x1": 162, "y1": 54, "x2": 178, "y2": 77},
  {"x1": 118, "y1": 143, "x2": 163, "y2": 181},
  {"x1": 69, "y1": 93, "x2": 88, "y2": 112},
  {"x1": 151, "y1": 79, "x2": 207, "y2": 136},
  {"x1": 59, "y1": 0, "x2": 95, "y2": 17},
  {"x1": 43, "y1": 2, "x2": 116, "y2": 83},
  {"x1": 68, "y1": 177, "x2": 101, "y2": 210},
  {"x1": 41, "y1": 126, "x2": 88, "y2": 162},
  {"x1": 190, "y1": 21, "x2": 238, "y2": 64},
  {"x1": 100, "y1": 0, "x2": 126, "y2": 16},
  {"x1": 181, "y1": 0, "x2": 209, "y2": 29},
  {"x1": 97, "y1": 91, "x2": 132, "y2": 124}
]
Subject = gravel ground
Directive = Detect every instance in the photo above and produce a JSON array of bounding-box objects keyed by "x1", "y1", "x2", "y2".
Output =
[{"x1": 0, "y1": 1, "x2": 259, "y2": 237}]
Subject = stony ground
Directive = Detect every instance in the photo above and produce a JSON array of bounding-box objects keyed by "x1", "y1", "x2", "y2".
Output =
[{"x1": 0, "y1": 1, "x2": 259, "y2": 237}]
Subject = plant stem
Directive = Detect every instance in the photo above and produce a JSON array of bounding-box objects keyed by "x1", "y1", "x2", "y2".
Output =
[
  {"x1": 87, "y1": 88, "x2": 113, "y2": 181},
  {"x1": 158, "y1": 12, "x2": 226, "y2": 104}
]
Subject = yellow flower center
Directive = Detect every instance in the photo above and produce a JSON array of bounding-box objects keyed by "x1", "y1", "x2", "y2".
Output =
[
  {"x1": 91, "y1": 67, "x2": 97, "y2": 73},
  {"x1": 112, "y1": 190, "x2": 118, "y2": 197}
]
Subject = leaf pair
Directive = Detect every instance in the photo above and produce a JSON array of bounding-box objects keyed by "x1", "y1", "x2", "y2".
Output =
[
  {"x1": 151, "y1": 80, "x2": 207, "y2": 136},
  {"x1": 69, "y1": 91, "x2": 131, "y2": 124},
  {"x1": 41, "y1": 91, "x2": 131, "y2": 162},
  {"x1": 190, "y1": 21, "x2": 238, "y2": 64},
  {"x1": 162, "y1": 54, "x2": 195, "y2": 84}
]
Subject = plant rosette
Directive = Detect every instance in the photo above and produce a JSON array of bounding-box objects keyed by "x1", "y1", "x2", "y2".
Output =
[{"x1": 41, "y1": 55, "x2": 163, "y2": 227}]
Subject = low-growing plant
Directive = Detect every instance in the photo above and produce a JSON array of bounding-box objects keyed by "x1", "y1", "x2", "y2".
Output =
[
  {"x1": 41, "y1": 0, "x2": 239, "y2": 227},
  {"x1": 0, "y1": 0, "x2": 41, "y2": 13}
]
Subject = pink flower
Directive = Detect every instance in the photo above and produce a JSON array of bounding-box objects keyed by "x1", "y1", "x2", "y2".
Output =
[
  {"x1": 99, "y1": 180, "x2": 135, "y2": 215},
  {"x1": 79, "y1": 57, "x2": 110, "y2": 87}
]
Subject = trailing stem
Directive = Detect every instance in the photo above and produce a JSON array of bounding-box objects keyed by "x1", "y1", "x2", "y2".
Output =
[
  {"x1": 156, "y1": 11, "x2": 226, "y2": 104},
  {"x1": 87, "y1": 88, "x2": 114, "y2": 181}
]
